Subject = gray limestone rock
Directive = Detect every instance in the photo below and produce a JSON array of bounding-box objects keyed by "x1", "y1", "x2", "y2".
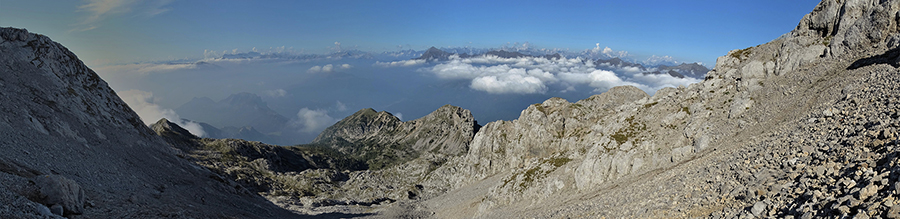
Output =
[{"x1": 32, "y1": 175, "x2": 84, "y2": 215}]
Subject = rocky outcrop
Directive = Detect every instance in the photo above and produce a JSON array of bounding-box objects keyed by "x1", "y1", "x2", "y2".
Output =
[
  {"x1": 151, "y1": 105, "x2": 480, "y2": 215},
  {"x1": 30, "y1": 175, "x2": 85, "y2": 216},
  {"x1": 0, "y1": 27, "x2": 303, "y2": 218},
  {"x1": 657, "y1": 62, "x2": 710, "y2": 78},
  {"x1": 313, "y1": 105, "x2": 479, "y2": 169}
]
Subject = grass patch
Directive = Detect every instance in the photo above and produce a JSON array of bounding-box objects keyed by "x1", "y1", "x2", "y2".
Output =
[
  {"x1": 533, "y1": 103, "x2": 547, "y2": 114},
  {"x1": 730, "y1": 47, "x2": 752, "y2": 60},
  {"x1": 610, "y1": 116, "x2": 647, "y2": 145}
]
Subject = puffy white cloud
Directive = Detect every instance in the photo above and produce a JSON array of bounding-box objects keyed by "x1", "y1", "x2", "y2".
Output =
[
  {"x1": 470, "y1": 75, "x2": 547, "y2": 94},
  {"x1": 621, "y1": 66, "x2": 644, "y2": 74},
  {"x1": 307, "y1": 64, "x2": 348, "y2": 73},
  {"x1": 631, "y1": 73, "x2": 702, "y2": 92},
  {"x1": 395, "y1": 113, "x2": 404, "y2": 121},
  {"x1": 264, "y1": 89, "x2": 287, "y2": 97},
  {"x1": 118, "y1": 90, "x2": 206, "y2": 137},
  {"x1": 422, "y1": 54, "x2": 699, "y2": 95},
  {"x1": 375, "y1": 59, "x2": 426, "y2": 67},
  {"x1": 290, "y1": 108, "x2": 337, "y2": 133},
  {"x1": 307, "y1": 65, "x2": 322, "y2": 73}
]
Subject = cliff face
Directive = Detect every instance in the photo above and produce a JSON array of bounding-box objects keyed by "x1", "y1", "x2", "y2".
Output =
[{"x1": 0, "y1": 28, "x2": 304, "y2": 218}]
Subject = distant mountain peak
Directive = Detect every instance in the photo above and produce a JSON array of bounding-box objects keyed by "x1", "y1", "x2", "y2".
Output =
[{"x1": 415, "y1": 47, "x2": 458, "y2": 61}]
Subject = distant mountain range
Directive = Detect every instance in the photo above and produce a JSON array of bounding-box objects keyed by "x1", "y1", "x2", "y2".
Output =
[
  {"x1": 214, "y1": 46, "x2": 705, "y2": 68},
  {"x1": 415, "y1": 47, "x2": 709, "y2": 78},
  {"x1": 176, "y1": 92, "x2": 305, "y2": 145}
]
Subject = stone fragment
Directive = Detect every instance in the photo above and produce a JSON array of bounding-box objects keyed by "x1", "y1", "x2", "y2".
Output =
[
  {"x1": 858, "y1": 184, "x2": 877, "y2": 200},
  {"x1": 751, "y1": 201, "x2": 766, "y2": 216},
  {"x1": 35, "y1": 204, "x2": 53, "y2": 217},
  {"x1": 824, "y1": 108, "x2": 837, "y2": 117},
  {"x1": 891, "y1": 205, "x2": 900, "y2": 219},
  {"x1": 32, "y1": 175, "x2": 85, "y2": 215},
  {"x1": 838, "y1": 205, "x2": 851, "y2": 214},
  {"x1": 801, "y1": 212, "x2": 815, "y2": 219},
  {"x1": 50, "y1": 204, "x2": 63, "y2": 216},
  {"x1": 854, "y1": 210, "x2": 869, "y2": 219}
]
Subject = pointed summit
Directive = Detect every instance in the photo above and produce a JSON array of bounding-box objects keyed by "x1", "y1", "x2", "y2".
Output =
[{"x1": 415, "y1": 47, "x2": 456, "y2": 61}]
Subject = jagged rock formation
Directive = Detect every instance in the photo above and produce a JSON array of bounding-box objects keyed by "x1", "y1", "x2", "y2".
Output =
[
  {"x1": 0, "y1": 27, "x2": 305, "y2": 218},
  {"x1": 415, "y1": 47, "x2": 466, "y2": 61},
  {"x1": 656, "y1": 62, "x2": 710, "y2": 78},
  {"x1": 313, "y1": 105, "x2": 479, "y2": 168},
  {"x1": 151, "y1": 105, "x2": 480, "y2": 215}
]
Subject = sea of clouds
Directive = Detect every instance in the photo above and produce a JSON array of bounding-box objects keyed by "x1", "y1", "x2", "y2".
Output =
[{"x1": 417, "y1": 54, "x2": 700, "y2": 95}]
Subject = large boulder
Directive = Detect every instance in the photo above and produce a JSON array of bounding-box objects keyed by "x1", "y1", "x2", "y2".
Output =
[{"x1": 31, "y1": 175, "x2": 84, "y2": 216}]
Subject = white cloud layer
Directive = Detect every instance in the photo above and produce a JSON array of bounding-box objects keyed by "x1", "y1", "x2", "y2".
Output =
[
  {"x1": 93, "y1": 62, "x2": 196, "y2": 75},
  {"x1": 375, "y1": 59, "x2": 427, "y2": 67},
  {"x1": 423, "y1": 55, "x2": 699, "y2": 94},
  {"x1": 291, "y1": 108, "x2": 337, "y2": 133},
  {"x1": 119, "y1": 89, "x2": 206, "y2": 137}
]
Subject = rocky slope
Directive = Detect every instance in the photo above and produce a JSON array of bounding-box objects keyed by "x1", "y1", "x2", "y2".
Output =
[
  {"x1": 8, "y1": 0, "x2": 894, "y2": 218},
  {"x1": 144, "y1": 0, "x2": 900, "y2": 218},
  {"x1": 313, "y1": 105, "x2": 479, "y2": 168},
  {"x1": 406, "y1": 0, "x2": 900, "y2": 218},
  {"x1": 151, "y1": 105, "x2": 480, "y2": 215},
  {"x1": 0, "y1": 27, "x2": 315, "y2": 218}
]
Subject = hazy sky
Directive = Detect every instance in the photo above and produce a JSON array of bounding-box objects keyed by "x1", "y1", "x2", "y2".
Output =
[{"x1": 2, "y1": 0, "x2": 819, "y2": 67}]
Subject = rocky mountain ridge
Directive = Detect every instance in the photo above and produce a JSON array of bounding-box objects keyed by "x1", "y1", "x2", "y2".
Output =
[
  {"x1": 149, "y1": 105, "x2": 481, "y2": 216},
  {"x1": 2, "y1": 0, "x2": 899, "y2": 218},
  {"x1": 0, "y1": 27, "x2": 308, "y2": 218}
]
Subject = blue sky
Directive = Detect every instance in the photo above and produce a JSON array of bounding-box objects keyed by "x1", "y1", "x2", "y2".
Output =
[{"x1": 2, "y1": 0, "x2": 820, "y2": 67}]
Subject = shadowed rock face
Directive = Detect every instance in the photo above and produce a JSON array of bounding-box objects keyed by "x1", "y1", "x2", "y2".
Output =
[
  {"x1": 0, "y1": 27, "x2": 307, "y2": 218},
  {"x1": 313, "y1": 105, "x2": 480, "y2": 168}
]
